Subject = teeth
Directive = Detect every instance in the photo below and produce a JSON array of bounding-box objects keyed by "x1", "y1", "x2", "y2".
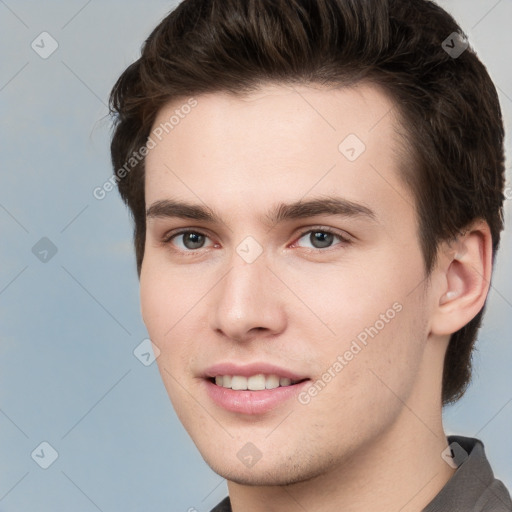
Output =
[
  {"x1": 231, "y1": 375, "x2": 248, "y2": 390},
  {"x1": 247, "y1": 374, "x2": 265, "y2": 391},
  {"x1": 213, "y1": 374, "x2": 299, "y2": 390},
  {"x1": 266, "y1": 374, "x2": 280, "y2": 389}
]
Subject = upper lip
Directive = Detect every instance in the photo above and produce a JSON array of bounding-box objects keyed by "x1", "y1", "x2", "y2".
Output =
[{"x1": 203, "y1": 362, "x2": 309, "y2": 381}]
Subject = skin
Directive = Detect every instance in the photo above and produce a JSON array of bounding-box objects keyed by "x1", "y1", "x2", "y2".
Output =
[{"x1": 140, "y1": 83, "x2": 492, "y2": 512}]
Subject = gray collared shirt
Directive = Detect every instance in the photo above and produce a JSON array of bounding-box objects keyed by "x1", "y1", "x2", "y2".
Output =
[
  {"x1": 424, "y1": 435, "x2": 512, "y2": 511},
  {"x1": 210, "y1": 436, "x2": 512, "y2": 511}
]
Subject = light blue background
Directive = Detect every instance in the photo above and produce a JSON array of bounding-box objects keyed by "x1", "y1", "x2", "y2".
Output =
[{"x1": 1, "y1": 1, "x2": 511, "y2": 510}]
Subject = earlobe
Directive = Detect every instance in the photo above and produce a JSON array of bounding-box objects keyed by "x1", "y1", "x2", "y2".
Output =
[{"x1": 430, "y1": 220, "x2": 492, "y2": 336}]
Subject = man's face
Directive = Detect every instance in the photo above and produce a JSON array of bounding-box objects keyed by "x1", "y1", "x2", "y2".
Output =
[{"x1": 141, "y1": 84, "x2": 435, "y2": 484}]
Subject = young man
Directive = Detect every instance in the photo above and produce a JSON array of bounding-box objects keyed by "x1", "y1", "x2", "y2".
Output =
[{"x1": 109, "y1": 0, "x2": 511, "y2": 510}]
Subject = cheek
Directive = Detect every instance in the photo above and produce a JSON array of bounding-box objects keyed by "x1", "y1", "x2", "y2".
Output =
[
  {"x1": 303, "y1": 245, "x2": 428, "y2": 393},
  {"x1": 287, "y1": 245, "x2": 421, "y2": 338},
  {"x1": 140, "y1": 262, "x2": 185, "y2": 363},
  {"x1": 140, "y1": 257, "x2": 204, "y2": 371},
  {"x1": 298, "y1": 297, "x2": 427, "y2": 449},
  {"x1": 333, "y1": 288, "x2": 427, "y2": 409},
  {"x1": 140, "y1": 270, "x2": 167, "y2": 337},
  {"x1": 140, "y1": 249, "x2": 191, "y2": 336},
  {"x1": 140, "y1": 265, "x2": 198, "y2": 414}
]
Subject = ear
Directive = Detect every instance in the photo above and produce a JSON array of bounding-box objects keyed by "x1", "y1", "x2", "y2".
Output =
[{"x1": 430, "y1": 219, "x2": 493, "y2": 336}]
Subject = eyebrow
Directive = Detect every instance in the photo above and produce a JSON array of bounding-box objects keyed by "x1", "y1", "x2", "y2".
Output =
[{"x1": 146, "y1": 196, "x2": 377, "y2": 227}]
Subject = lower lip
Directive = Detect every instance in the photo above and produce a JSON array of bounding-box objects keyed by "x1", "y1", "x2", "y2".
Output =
[{"x1": 204, "y1": 379, "x2": 309, "y2": 415}]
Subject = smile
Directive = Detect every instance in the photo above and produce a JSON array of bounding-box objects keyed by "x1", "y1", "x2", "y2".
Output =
[{"x1": 212, "y1": 374, "x2": 303, "y2": 390}]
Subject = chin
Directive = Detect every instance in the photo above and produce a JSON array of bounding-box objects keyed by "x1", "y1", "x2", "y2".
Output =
[
  {"x1": 207, "y1": 465, "x2": 315, "y2": 487},
  {"x1": 200, "y1": 448, "x2": 336, "y2": 487}
]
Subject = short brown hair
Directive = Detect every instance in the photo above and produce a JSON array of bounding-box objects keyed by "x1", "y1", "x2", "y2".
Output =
[{"x1": 109, "y1": 0, "x2": 505, "y2": 405}]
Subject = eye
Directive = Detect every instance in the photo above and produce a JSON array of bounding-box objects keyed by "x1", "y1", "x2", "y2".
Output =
[
  {"x1": 162, "y1": 227, "x2": 351, "y2": 253},
  {"x1": 164, "y1": 230, "x2": 214, "y2": 251},
  {"x1": 294, "y1": 228, "x2": 351, "y2": 250}
]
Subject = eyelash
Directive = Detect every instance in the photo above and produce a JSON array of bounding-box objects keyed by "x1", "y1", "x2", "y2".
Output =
[{"x1": 161, "y1": 227, "x2": 352, "y2": 254}]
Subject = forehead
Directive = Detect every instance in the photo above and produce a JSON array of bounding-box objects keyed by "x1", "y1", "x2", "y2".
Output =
[{"x1": 144, "y1": 83, "x2": 413, "y2": 228}]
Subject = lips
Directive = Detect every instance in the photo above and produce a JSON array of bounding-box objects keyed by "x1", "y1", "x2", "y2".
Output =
[{"x1": 202, "y1": 362, "x2": 310, "y2": 414}]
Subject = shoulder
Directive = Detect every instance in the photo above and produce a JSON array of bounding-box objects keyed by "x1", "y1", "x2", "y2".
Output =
[
  {"x1": 424, "y1": 436, "x2": 512, "y2": 512},
  {"x1": 209, "y1": 496, "x2": 231, "y2": 512}
]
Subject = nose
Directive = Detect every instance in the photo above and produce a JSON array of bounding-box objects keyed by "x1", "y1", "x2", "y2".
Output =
[{"x1": 209, "y1": 255, "x2": 287, "y2": 343}]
